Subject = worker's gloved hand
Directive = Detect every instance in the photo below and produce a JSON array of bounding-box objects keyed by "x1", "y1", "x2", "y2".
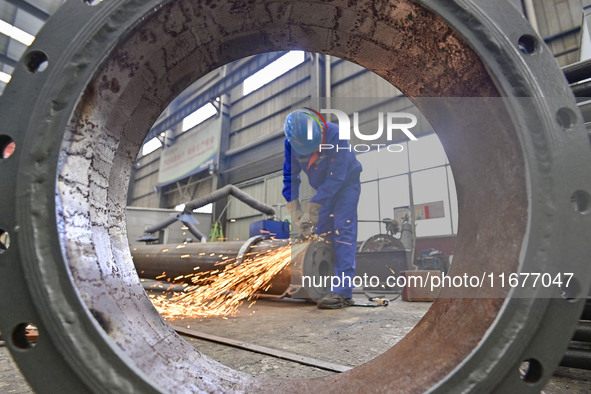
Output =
[
  {"x1": 298, "y1": 202, "x2": 321, "y2": 235},
  {"x1": 287, "y1": 199, "x2": 303, "y2": 226}
]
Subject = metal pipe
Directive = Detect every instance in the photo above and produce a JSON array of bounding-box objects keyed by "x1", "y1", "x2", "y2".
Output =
[
  {"x1": 132, "y1": 238, "x2": 333, "y2": 299},
  {"x1": 184, "y1": 184, "x2": 275, "y2": 217},
  {"x1": 543, "y1": 26, "x2": 581, "y2": 44},
  {"x1": 132, "y1": 240, "x2": 278, "y2": 284},
  {"x1": 581, "y1": 299, "x2": 591, "y2": 321},
  {"x1": 570, "y1": 80, "x2": 591, "y2": 99},
  {"x1": 144, "y1": 215, "x2": 178, "y2": 234},
  {"x1": 560, "y1": 349, "x2": 591, "y2": 370},
  {"x1": 576, "y1": 100, "x2": 591, "y2": 122},
  {"x1": 141, "y1": 185, "x2": 275, "y2": 241},
  {"x1": 143, "y1": 213, "x2": 207, "y2": 241},
  {"x1": 572, "y1": 323, "x2": 591, "y2": 343},
  {"x1": 563, "y1": 58, "x2": 591, "y2": 83},
  {"x1": 183, "y1": 221, "x2": 207, "y2": 241}
]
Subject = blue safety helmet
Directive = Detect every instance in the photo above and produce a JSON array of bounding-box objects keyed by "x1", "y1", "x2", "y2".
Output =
[{"x1": 284, "y1": 110, "x2": 323, "y2": 156}]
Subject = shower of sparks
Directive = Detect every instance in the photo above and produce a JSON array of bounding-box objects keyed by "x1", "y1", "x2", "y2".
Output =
[{"x1": 148, "y1": 241, "x2": 310, "y2": 319}]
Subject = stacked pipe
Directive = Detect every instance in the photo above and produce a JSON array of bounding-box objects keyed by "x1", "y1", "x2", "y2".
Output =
[{"x1": 558, "y1": 61, "x2": 591, "y2": 370}]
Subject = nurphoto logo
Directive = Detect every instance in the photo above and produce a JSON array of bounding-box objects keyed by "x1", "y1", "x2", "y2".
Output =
[{"x1": 301, "y1": 107, "x2": 418, "y2": 153}]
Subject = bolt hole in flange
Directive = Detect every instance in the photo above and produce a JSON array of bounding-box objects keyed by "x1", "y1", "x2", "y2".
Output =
[
  {"x1": 560, "y1": 275, "x2": 582, "y2": 302},
  {"x1": 556, "y1": 107, "x2": 578, "y2": 130},
  {"x1": 24, "y1": 51, "x2": 48, "y2": 74},
  {"x1": 11, "y1": 323, "x2": 39, "y2": 350},
  {"x1": 519, "y1": 359, "x2": 543, "y2": 384},
  {"x1": 571, "y1": 190, "x2": 590, "y2": 214},
  {"x1": 83, "y1": 0, "x2": 103, "y2": 6},
  {"x1": 0, "y1": 229, "x2": 10, "y2": 253},
  {"x1": 518, "y1": 34, "x2": 539, "y2": 54},
  {"x1": 0, "y1": 135, "x2": 15, "y2": 159}
]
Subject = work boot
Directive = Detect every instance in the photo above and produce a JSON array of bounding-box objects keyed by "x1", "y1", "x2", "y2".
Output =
[{"x1": 317, "y1": 293, "x2": 354, "y2": 309}]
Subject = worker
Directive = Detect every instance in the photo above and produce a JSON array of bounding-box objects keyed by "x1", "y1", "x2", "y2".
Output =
[{"x1": 283, "y1": 109, "x2": 362, "y2": 309}]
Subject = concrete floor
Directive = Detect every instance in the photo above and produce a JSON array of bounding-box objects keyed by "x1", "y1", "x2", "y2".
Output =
[
  {"x1": 0, "y1": 344, "x2": 32, "y2": 394},
  {"x1": 1, "y1": 295, "x2": 591, "y2": 392},
  {"x1": 177, "y1": 294, "x2": 425, "y2": 379}
]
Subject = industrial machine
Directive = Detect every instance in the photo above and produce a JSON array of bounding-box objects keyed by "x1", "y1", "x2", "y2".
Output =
[{"x1": 356, "y1": 218, "x2": 412, "y2": 290}]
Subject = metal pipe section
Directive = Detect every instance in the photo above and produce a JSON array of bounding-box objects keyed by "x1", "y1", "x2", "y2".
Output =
[
  {"x1": 143, "y1": 213, "x2": 207, "y2": 241},
  {"x1": 572, "y1": 323, "x2": 591, "y2": 343},
  {"x1": 558, "y1": 322, "x2": 591, "y2": 370},
  {"x1": 560, "y1": 349, "x2": 591, "y2": 370},
  {"x1": 133, "y1": 241, "x2": 255, "y2": 282},
  {"x1": 182, "y1": 221, "x2": 207, "y2": 241},
  {"x1": 144, "y1": 215, "x2": 179, "y2": 234},
  {"x1": 563, "y1": 58, "x2": 591, "y2": 83},
  {"x1": 581, "y1": 300, "x2": 591, "y2": 321},
  {"x1": 133, "y1": 238, "x2": 289, "y2": 295},
  {"x1": 570, "y1": 81, "x2": 591, "y2": 100},
  {"x1": 132, "y1": 238, "x2": 333, "y2": 299}
]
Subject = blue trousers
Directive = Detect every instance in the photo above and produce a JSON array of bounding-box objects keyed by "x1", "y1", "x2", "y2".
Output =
[{"x1": 315, "y1": 182, "x2": 360, "y2": 298}]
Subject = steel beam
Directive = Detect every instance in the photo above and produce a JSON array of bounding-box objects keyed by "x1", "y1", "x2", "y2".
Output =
[
  {"x1": 0, "y1": 53, "x2": 17, "y2": 68},
  {"x1": 144, "y1": 51, "x2": 288, "y2": 143},
  {"x1": 4, "y1": 0, "x2": 50, "y2": 21}
]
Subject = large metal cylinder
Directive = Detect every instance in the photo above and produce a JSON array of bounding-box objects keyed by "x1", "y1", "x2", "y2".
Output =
[
  {"x1": 132, "y1": 238, "x2": 334, "y2": 299},
  {"x1": 133, "y1": 240, "x2": 282, "y2": 285},
  {"x1": 0, "y1": 0, "x2": 590, "y2": 393}
]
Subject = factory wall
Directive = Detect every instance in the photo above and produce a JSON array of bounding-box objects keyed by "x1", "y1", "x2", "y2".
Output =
[
  {"x1": 127, "y1": 0, "x2": 584, "y2": 246},
  {"x1": 534, "y1": 0, "x2": 582, "y2": 66},
  {"x1": 130, "y1": 149, "x2": 162, "y2": 208},
  {"x1": 126, "y1": 54, "x2": 459, "y2": 247}
]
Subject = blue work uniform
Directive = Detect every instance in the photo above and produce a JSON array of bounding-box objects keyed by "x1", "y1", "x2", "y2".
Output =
[{"x1": 283, "y1": 122, "x2": 362, "y2": 298}]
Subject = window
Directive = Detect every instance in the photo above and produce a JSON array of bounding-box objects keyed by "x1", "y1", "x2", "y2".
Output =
[
  {"x1": 243, "y1": 51, "x2": 306, "y2": 96},
  {"x1": 181, "y1": 102, "x2": 217, "y2": 132},
  {"x1": 0, "y1": 71, "x2": 10, "y2": 84},
  {"x1": 142, "y1": 137, "x2": 162, "y2": 156},
  {"x1": 0, "y1": 19, "x2": 35, "y2": 46}
]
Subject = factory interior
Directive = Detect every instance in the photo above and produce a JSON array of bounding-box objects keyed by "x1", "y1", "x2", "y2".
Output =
[{"x1": 1, "y1": 0, "x2": 591, "y2": 393}]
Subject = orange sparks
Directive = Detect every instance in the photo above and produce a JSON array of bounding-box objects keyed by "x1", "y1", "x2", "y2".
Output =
[{"x1": 149, "y1": 242, "x2": 309, "y2": 319}]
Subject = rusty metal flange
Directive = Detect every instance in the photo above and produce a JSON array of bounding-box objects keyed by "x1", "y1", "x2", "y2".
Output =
[{"x1": 0, "y1": 0, "x2": 590, "y2": 393}]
